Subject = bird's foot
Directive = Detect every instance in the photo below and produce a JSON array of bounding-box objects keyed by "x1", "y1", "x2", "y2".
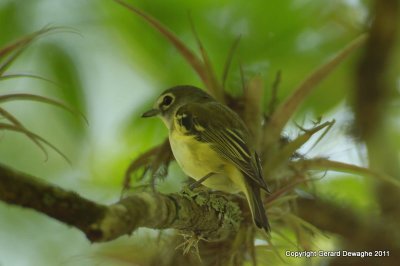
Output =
[{"x1": 187, "y1": 172, "x2": 215, "y2": 190}]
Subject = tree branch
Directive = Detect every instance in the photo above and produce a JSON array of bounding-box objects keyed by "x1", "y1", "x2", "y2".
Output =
[
  {"x1": 297, "y1": 197, "x2": 400, "y2": 266},
  {"x1": 0, "y1": 163, "x2": 241, "y2": 243},
  {"x1": 354, "y1": 0, "x2": 400, "y2": 224}
]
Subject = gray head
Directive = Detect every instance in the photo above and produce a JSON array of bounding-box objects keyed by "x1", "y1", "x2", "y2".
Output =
[{"x1": 142, "y1": 85, "x2": 213, "y2": 126}]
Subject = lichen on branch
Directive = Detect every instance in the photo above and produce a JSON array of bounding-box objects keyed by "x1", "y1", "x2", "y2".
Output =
[{"x1": 0, "y1": 163, "x2": 241, "y2": 243}]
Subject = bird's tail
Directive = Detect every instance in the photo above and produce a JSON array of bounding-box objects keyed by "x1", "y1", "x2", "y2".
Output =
[{"x1": 244, "y1": 181, "x2": 270, "y2": 233}]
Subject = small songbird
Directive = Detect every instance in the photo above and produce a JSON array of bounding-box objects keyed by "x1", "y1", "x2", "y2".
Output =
[{"x1": 142, "y1": 85, "x2": 270, "y2": 232}]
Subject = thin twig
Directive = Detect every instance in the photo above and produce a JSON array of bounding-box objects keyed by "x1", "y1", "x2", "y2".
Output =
[
  {"x1": 268, "y1": 70, "x2": 281, "y2": 116},
  {"x1": 222, "y1": 36, "x2": 241, "y2": 90}
]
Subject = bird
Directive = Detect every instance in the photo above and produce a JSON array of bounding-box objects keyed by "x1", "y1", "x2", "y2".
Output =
[{"x1": 142, "y1": 85, "x2": 270, "y2": 232}]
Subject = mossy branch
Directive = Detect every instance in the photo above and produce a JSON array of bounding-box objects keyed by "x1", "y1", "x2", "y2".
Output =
[{"x1": 0, "y1": 163, "x2": 241, "y2": 243}]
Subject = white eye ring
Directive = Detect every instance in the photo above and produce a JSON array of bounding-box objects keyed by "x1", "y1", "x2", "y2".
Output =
[
  {"x1": 162, "y1": 95, "x2": 173, "y2": 106},
  {"x1": 158, "y1": 93, "x2": 175, "y2": 109}
]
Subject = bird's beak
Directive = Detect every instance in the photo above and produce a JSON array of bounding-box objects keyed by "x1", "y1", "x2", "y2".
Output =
[{"x1": 142, "y1": 108, "x2": 160, "y2": 118}]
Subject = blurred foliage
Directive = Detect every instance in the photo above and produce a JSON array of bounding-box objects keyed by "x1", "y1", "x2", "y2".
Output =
[
  {"x1": 110, "y1": 0, "x2": 364, "y2": 114},
  {"x1": 0, "y1": 0, "x2": 399, "y2": 266}
]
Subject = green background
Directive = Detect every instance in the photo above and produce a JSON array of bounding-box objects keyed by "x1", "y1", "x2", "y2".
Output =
[{"x1": 1, "y1": 0, "x2": 398, "y2": 265}]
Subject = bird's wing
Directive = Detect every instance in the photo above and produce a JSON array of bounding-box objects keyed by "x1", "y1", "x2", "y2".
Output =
[{"x1": 175, "y1": 102, "x2": 269, "y2": 192}]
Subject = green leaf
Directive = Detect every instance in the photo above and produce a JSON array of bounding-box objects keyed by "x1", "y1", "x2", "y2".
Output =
[{"x1": 263, "y1": 35, "x2": 367, "y2": 149}]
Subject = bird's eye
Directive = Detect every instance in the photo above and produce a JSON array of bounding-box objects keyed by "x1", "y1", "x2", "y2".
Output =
[{"x1": 162, "y1": 95, "x2": 173, "y2": 106}]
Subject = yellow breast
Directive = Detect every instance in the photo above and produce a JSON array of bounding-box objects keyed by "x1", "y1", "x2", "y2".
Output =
[{"x1": 169, "y1": 129, "x2": 244, "y2": 194}]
